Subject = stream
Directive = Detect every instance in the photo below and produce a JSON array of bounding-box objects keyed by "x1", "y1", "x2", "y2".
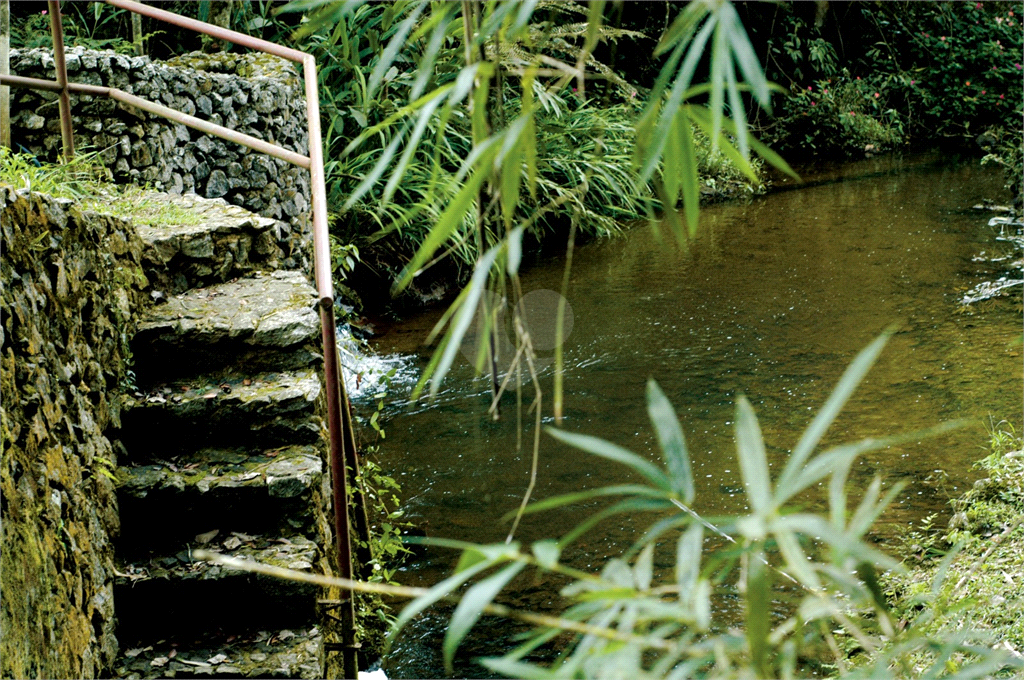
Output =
[{"x1": 358, "y1": 152, "x2": 1022, "y2": 678}]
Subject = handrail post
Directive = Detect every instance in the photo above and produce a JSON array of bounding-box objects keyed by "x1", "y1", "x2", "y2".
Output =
[
  {"x1": 321, "y1": 309, "x2": 361, "y2": 680},
  {"x1": 47, "y1": 0, "x2": 73, "y2": 160},
  {"x1": 1, "y1": 0, "x2": 10, "y2": 149},
  {"x1": 302, "y1": 49, "x2": 359, "y2": 680}
]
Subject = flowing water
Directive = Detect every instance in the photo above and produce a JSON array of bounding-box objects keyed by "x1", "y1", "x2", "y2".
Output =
[{"x1": 363, "y1": 153, "x2": 1022, "y2": 678}]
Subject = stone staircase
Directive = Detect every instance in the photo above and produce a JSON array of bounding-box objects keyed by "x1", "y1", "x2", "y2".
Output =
[{"x1": 109, "y1": 194, "x2": 333, "y2": 679}]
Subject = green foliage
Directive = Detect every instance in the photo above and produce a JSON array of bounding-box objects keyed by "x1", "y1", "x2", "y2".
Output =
[
  {"x1": 761, "y1": 2, "x2": 1024, "y2": 157},
  {"x1": 777, "y1": 74, "x2": 905, "y2": 155},
  {"x1": 0, "y1": 149, "x2": 203, "y2": 227},
  {"x1": 386, "y1": 334, "x2": 1018, "y2": 678},
  {"x1": 879, "y1": 420, "x2": 1024, "y2": 676}
]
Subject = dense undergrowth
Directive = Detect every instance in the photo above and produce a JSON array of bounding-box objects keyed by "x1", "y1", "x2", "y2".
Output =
[
  {"x1": 746, "y1": 1, "x2": 1023, "y2": 194},
  {"x1": 878, "y1": 421, "x2": 1024, "y2": 673}
]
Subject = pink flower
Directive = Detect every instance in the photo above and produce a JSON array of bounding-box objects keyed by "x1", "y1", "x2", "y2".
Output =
[
  {"x1": 982, "y1": 90, "x2": 987, "y2": 94},
  {"x1": 849, "y1": 111, "x2": 856, "y2": 116},
  {"x1": 874, "y1": 92, "x2": 880, "y2": 98},
  {"x1": 996, "y1": 16, "x2": 1003, "y2": 23},
  {"x1": 1016, "y1": 63, "x2": 1023, "y2": 70},
  {"x1": 856, "y1": 76, "x2": 861, "y2": 80},
  {"x1": 911, "y1": 80, "x2": 916, "y2": 85},
  {"x1": 976, "y1": 2, "x2": 983, "y2": 7},
  {"x1": 940, "y1": 36, "x2": 946, "y2": 41},
  {"x1": 824, "y1": 89, "x2": 829, "y2": 94},
  {"x1": 1009, "y1": 11, "x2": 1015, "y2": 16},
  {"x1": 41, "y1": 9, "x2": 47, "y2": 14},
  {"x1": 811, "y1": 101, "x2": 816, "y2": 106},
  {"x1": 966, "y1": 81, "x2": 971, "y2": 86},
  {"x1": 1000, "y1": 94, "x2": 1005, "y2": 99},
  {"x1": 807, "y1": 86, "x2": 813, "y2": 91}
]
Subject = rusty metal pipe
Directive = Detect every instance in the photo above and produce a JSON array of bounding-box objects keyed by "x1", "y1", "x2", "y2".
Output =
[
  {"x1": 108, "y1": 89, "x2": 312, "y2": 169},
  {"x1": 302, "y1": 56, "x2": 334, "y2": 306},
  {"x1": 320, "y1": 305, "x2": 360, "y2": 680},
  {"x1": 47, "y1": 0, "x2": 73, "y2": 160},
  {"x1": 105, "y1": 0, "x2": 308, "y2": 63},
  {"x1": 0, "y1": 75, "x2": 312, "y2": 169}
]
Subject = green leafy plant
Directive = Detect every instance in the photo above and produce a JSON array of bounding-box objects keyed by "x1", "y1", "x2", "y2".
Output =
[{"x1": 384, "y1": 332, "x2": 1017, "y2": 678}]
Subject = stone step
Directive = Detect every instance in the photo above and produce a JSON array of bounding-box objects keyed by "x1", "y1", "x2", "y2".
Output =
[
  {"x1": 119, "y1": 368, "x2": 322, "y2": 457},
  {"x1": 117, "y1": 445, "x2": 324, "y2": 554},
  {"x1": 114, "y1": 535, "x2": 320, "y2": 641},
  {"x1": 115, "y1": 627, "x2": 325, "y2": 679},
  {"x1": 132, "y1": 270, "x2": 321, "y2": 383},
  {"x1": 136, "y1": 192, "x2": 305, "y2": 295}
]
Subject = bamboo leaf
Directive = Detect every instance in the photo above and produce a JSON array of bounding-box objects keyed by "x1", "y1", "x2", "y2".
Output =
[
  {"x1": 685, "y1": 106, "x2": 759, "y2": 185},
  {"x1": 389, "y1": 558, "x2": 495, "y2": 644},
  {"x1": 678, "y1": 113, "x2": 700, "y2": 236},
  {"x1": 725, "y1": 5, "x2": 770, "y2": 110},
  {"x1": 558, "y1": 497, "x2": 671, "y2": 548},
  {"x1": 366, "y1": 0, "x2": 427, "y2": 101},
  {"x1": 506, "y1": 226, "x2": 524, "y2": 276},
  {"x1": 645, "y1": 380, "x2": 694, "y2": 503},
  {"x1": 532, "y1": 540, "x2": 560, "y2": 570},
  {"x1": 676, "y1": 523, "x2": 703, "y2": 594},
  {"x1": 426, "y1": 245, "x2": 502, "y2": 397},
  {"x1": 746, "y1": 549, "x2": 771, "y2": 678},
  {"x1": 708, "y1": 16, "x2": 728, "y2": 150},
  {"x1": 382, "y1": 95, "x2": 445, "y2": 203},
  {"x1": 546, "y1": 428, "x2": 672, "y2": 491},
  {"x1": 393, "y1": 139, "x2": 500, "y2": 293},
  {"x1": 444, "y1": 562, "x2": 527, "y2": 673},
  {"x1": 634, "y1": 544, "x2": 654, "y2": 591},
  {"x1": 654, "y1": 2, "x2": 707, "y2": 57},
  {"x1": 778, "y1": 332, "x2": 892, "y2": 495},
  {"x1": 775, "y1": 528, "x2": 820, "y2": 590},
  {"x1": 735, "y1": 396, "x2": 771, "y2": 515},
  {"x1": 507, "y1": 485, "x2": 669, "y2": 521}
]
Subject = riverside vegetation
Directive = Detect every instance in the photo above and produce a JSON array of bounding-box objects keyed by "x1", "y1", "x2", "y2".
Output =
[{"x1": 5, "y1": 0, "x2": 1022, "y2": 678}]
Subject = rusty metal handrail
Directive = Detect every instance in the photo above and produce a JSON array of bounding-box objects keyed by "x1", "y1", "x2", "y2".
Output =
[{"x1": 0, "y1": 3, "x2": 361, "y2": 676}]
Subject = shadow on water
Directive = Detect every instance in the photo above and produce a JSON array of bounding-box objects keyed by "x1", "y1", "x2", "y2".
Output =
[{"x1": 367, "y1": 153, "x2": 1022, "y2": 678}]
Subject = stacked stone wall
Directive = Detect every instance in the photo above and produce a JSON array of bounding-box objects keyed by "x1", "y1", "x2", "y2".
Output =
[
  {"x1": 8, "y1": 47, "x2": 311, "y2": 224},
  {"x1": 0, "y1": 186, "x2": 149, "y2": 678}
]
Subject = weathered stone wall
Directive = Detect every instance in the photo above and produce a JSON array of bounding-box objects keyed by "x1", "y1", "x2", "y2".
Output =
[
  {"x1": 0, "y1": 186, "x2": 149, "y2": 678},
  {"x1": 8, "y1": 47, "x2": 311, "y2": 223}
]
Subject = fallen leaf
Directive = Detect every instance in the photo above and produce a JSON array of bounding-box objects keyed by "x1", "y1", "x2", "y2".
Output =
[
  {"x1": 243, "y1": 379, "x2": 252, "y2": 386},
  {"x1": 231, "y1": 531, "x2": 257, "y2": 542},
  {"x1": 237, "y1": 472, "x2": 260, "y2": 482},
  {"x1": 125, "y1": 647, "x2": 151, "y2": 658},
  {"x1": 222, "y1": 536, "x2": 242, "y2": 550},
  {"x1": 150, "y1": 657, "x2": 169, "y2": 668},
  {"x1": 195, "y1": 529, "x2": 220, "y2": 544},
  {"x1": 278, "y1": 630, "x2": 296, "y2": 641},
  {"x1": 168, "y1": 649, "x2": 177, "y2": 659},
  {"x1": 179, "y1": 659, "x2": 211, "y2": 668},
  {"x1": 208, "y1": 654, "x2": 229, "y2": 665},
  {"x1": 202, "y1": 392, "x2": 219, "y2": 400}
]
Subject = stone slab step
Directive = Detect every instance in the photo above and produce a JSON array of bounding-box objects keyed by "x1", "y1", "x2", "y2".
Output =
[
  {"x1": 136, "y1": 192, "x2": 299, "y2": 295},
  {"x1": 119, "y1": 368, "x2": 322, "y2": 457},
  {"x1": 132, "y1": 270, "x2": 321, "y2": 382},
  {"x1": 115, "y1": 627, "x2": 324, "y2": 679},
  {"x1": 118, "y1": 445, "x2": 324, "y2": 553},
  {"x1": 115, "y1": 535, "x2": 320, "y2": 641}
]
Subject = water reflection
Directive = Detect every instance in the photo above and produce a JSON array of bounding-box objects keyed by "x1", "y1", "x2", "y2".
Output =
[{"x1": 368, "y1": 154, "x2": 1021, "y2": 678}]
